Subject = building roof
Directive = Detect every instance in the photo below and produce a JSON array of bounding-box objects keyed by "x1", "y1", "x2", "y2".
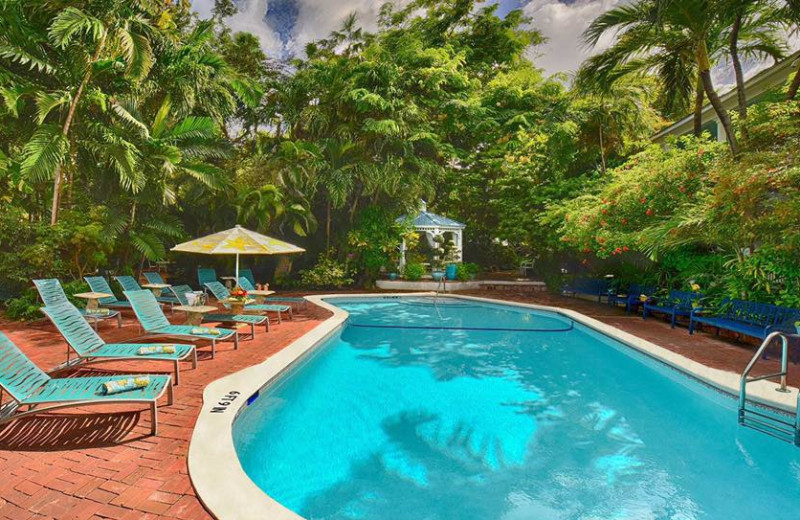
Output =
[{"x1": 396, "y1": 210, "x2": 466, "y2": 230}]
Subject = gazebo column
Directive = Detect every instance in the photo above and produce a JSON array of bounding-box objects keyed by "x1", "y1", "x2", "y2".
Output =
[
  {"x1": 454, "y1": 229, "x2": 463, "y2": 262},
  {"x1": 399, "y1": 239, "x2": 407, "y2": 270}
]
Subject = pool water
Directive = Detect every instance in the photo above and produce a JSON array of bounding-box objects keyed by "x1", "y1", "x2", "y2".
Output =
[{"x1": 233, "y1": 297, "x2": 800, "y2": 520}]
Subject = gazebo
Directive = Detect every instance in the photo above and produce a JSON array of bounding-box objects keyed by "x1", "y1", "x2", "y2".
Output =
[{"x1": 396, "y1": 201, "x2": 465, "y2": 269}]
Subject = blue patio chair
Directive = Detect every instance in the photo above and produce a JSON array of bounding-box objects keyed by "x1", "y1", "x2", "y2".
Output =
[
  {"x1": 33, "y1": 278, "x2": 122, "y2": 330},
  {"x1": 643, "y1": 290, "x2": 703, "y2": 328},
  {"x1": 114, "y1": 275, "x2": 178, "y2": 310},
  {"x1": 84, "y1": 276, "x2": 133, "y2": 310},
  {"x1": 169, "y1": 284, "x2": 270, "y2": 335},
  {"x1": 41, "y1": 303, "x2": 197, "y2": 385},
  {"x1": 197, "y1": 268, "x2": 218, "y2": 290},
  {"x1": 609, "y1": 284, "x2": 656, "y2": 313},
  {"x1": 204, "y1": 281, "x2": 291, "y2": 323},
  {"x1": 124, "y1": 290, "x2": 237, "y2": 359},
  {"x1": 237, "y1": 277, "x2": 308, "y2": 311},
  {"x1": 0, "y1": 332, "x2": 173, "y2": 435}
]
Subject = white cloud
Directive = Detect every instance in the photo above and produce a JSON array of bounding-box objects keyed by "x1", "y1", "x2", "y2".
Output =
[{"x1": 523, "y1": 0, "x2": 626, "y2": 78}]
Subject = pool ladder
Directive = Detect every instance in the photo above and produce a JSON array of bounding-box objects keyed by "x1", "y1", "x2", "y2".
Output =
[{"x1": 738, "y1": 331, "x2": 800, "y2": 446}]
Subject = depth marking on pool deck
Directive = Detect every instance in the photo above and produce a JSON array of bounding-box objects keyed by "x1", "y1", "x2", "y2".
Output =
[
  {"x1": 210, "y1": 391, "x2": 241, "y2": 413},
  {"x1": 188, "y1": 292, "x2": 800, "y2": 520}
]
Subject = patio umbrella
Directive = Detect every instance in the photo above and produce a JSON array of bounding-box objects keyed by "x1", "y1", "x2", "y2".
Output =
[{"x1": 170, "y1": 225, "x2": 305, "y2": 281}]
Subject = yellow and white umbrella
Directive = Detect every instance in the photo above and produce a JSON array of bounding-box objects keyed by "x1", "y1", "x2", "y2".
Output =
[{"x1": 171, "y1": 225, "x2": 305, "y2": 281}]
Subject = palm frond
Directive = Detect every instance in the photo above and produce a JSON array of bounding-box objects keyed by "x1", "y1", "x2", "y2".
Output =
[
  {"x1": 48, "y1": 8, "x2": 105, "y2": 48},
  {"x1": 19, "y1": 124, "x2": 69, "y2": 182}
]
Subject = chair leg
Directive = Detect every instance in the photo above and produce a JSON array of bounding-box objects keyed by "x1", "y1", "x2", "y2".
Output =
[
  {"x1": 234, "y1": 332, "x2": 239, "y2": 350},
  {"x1": 174, "y1": 360, "x2": 180, "y2": 386},
  {"x1": 192, "y1": 348, "x2": 198, "y2": 369},
  {"x1": 689, "y1": 319, "x2": 695, "y2": 335},
  {"x1": 265, "y1": 316, "x2": 270, "y2": 333},
  {"x1": 250, "y1": 323, "x2": 255, "y2": 338},
  {"x1": 211, "y1": 339, "x2": 216, "y2": 359},
  {"x1": 167, "y1": 381, "x2": 174, "y2": 405},
  {"x1": 150, "y1": 402, "x2": 158, "y2": 436},
  {"x1": 288, "y1": 307, "x2": 293, "y2": 320}
]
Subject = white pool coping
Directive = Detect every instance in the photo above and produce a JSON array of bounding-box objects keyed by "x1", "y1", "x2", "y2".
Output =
[{"x1": 188, "y1": 293, "x2": 799, "y2": 520}]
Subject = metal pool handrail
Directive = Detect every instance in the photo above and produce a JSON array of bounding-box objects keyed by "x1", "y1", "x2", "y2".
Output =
[{"x1": 738, "y1": 331, "x2": 800, "y2": 445}]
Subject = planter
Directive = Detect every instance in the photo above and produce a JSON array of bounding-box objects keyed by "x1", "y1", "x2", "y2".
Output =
[
  {"x1": 230, "y1": 301, "x2": 246, "y2": 315},
  {"x1": 388, "y1": 273, "x2": 398, "y2": 281},
  {"x1": 445, "y1": 263, "x2": 458, "y2": 280},
  {"x1": 432, "y1": 271, "x2": 445, "y2": 282}
]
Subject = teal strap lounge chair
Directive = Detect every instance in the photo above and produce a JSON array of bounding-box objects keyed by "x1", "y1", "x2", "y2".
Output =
[
  {"x1": 114, "y1": 275, "x2": 178, "y2": 310},
  {"x1": 0, "y1": 332, "x2": 173, "y2": 435},
  {"x1": 197, "y1": 268, "x2": 218, "y2": 290},
  {"x1": 169, "y1": 285, "x2": 270, "y2": 335},
  {"x1": 33, "y1": 278, "x2": 122, "y2": 330},
  {"x1": 143, "y1": 271, "x2": 165, "y2": 285},
  {"x1": 84, "y1": 276, "x2": 133, "y2": 310},
  {"x1": 41, "y1": 303, "x2": 197, "y2": 385},
  {"x1": 204, "y1": 281, "x2": 292, "y2": 323},
  {"x1": 239, "y1": 268, "x2": 257, "y2": 287},
  {"x1": 124, "y1": 290, "x2": 238, "y2": 358},
  {"x1": 237, "y1": 277, "x2": 308, "y2": 311}
]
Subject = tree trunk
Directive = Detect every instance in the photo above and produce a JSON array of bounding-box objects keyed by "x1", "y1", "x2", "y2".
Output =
[
  {"x1": 693, "y1": 75, "x2": 704, "y2": 136},
  {"x1": 696, "y1": 42, "x2": 739, "y2": 156},
  {"x1": 729, "y1": 12, "x2": 748, "y2": 140},
  {"x1": 50, "y1": 32, "x2": 107, "y2": 225},
  {"x1": 326, "y1": 200, "x2": 331, "y2": 250},
  {"x1": 598, "y1": 124, "x2": 607, "y2": 175},
  {"x1": 787, "y1": 62, "x2": 800, "y2": 100}
]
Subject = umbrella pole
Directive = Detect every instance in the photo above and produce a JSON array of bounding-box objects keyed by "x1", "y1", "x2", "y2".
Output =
[{"x1": 235, "y1": 253, "x2": 240, "y2": 285}]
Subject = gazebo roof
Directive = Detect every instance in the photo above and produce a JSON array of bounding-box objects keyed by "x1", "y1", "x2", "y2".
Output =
[{"x1": 396, "y1": 208, "x2": 465, "y2": 230}]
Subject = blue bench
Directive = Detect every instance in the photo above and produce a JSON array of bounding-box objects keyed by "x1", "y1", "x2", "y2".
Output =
[
  {"x1": 609, "y1": 284, "x2": 656, "y2": 313},
  {"x1": 689, "y1": 299, "x2": 800, "y2": 341},
  {"x1": 562, "y1": 278, "x2": 611, "y2": 303},
  {"x1": 644, "y1": 290, "x2": 702, "y2": 328}
]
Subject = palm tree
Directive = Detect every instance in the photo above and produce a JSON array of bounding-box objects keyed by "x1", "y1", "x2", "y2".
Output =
[
  {"x1": 584, "y1": 0, "x2": 744, "y2": 155},
  {"x1": 776, "y1": 0, "x2": 800, "y2": 99},
  {"x1": 722, "y1": 0, "x2": 785, "y2": 134},
  {"x1": 33, "y1": 1, "x2": 158, "y2": 224}
]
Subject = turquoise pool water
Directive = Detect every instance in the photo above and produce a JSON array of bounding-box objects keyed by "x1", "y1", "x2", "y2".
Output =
[{"x1": 233, "y1": 297, "x2": 800, "y2": 520}]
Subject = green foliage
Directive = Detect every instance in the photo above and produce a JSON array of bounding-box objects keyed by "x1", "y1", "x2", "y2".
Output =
[
  {"x1": 299, "y1": 251, "x2": 354, "y2": 289},
  {"x1": 404, "y1": 262, "x2": 426, "y2": 281},
  {"x1": 346, "y1": 207, "x2": 407, "y2": 282},
  {"x1": 456, "y1": 262, "x2": 479, "y2": 281}
]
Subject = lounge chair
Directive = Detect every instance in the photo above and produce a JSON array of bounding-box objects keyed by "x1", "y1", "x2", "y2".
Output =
[
  {"x1": 197, "y1": 268, "x2": 218, "y2": 290},
  {"x1": 239, "y1": 268, "x2": 257, "y2": 288},
  {"x1": 41, "y1": 303, "x2": 197, "y2": 385},
  {"x1": 204, "y1": 281, "x2": 292, "y2": 323},
  {"x1": 143, "y1": 271, "x2": 165, "y2": 285},
  {"x1": 114, "y1": 275, "x2": 178, "y2": 311},
  {"x1": 236, "y1": 277, "x2": 308, "y2": 311},
  {"x1": 643, "y1": 290, "x2": 703, "y2": 328},
  {"x1": 124, "y1": 289, "x2": 238, "y2": 358},
  {"x1": 169, "y1": 284, "x2": 270, "y2": 335},
  {"x1": 33, "y1": 278, "x2": 122, "y2": 330},
  {"x1": 0, "y1": 332, "x2": 173, "y2": 435},
  {"x1": 84, "y1": 276, "x2": 133, "y2": 310}
]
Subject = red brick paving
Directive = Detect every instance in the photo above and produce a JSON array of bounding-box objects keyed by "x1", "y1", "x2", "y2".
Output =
[
  {"x1": 0, "y1": 301, "x2": 330, "y2": 520},
  {"x1": 1, "y1": 290, "x2": 797, "y2": 519}
]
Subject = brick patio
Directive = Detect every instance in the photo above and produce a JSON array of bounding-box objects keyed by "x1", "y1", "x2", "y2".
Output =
[{"x1": 0, "y1": 291, "x2": 795, "y2": 519}]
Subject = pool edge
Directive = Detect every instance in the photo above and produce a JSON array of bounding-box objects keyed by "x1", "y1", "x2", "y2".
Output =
[{"x1": 188, "y1": 293, "x2": 799, "y2": 520}]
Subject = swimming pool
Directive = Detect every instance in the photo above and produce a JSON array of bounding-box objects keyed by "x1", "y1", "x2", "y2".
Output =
[{"x1": 230, "y1": 296, "x2": 800, "y2": 520}]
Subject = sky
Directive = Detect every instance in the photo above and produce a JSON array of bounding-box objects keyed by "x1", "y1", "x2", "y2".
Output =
[{"x1": 191, "y1": 0, "x2": 628, "y2": 77}]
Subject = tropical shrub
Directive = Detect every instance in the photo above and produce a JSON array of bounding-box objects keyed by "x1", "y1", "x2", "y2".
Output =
[
  {"x1": 456, "y1": 262, "x2": 479, "y2": 281},
  {"x1": 4, "y1": 280, "x2": 88, "y2": 321},
  {"x1": 404, "y1": 263, "x2": 426, "y2": 281},
  {"x1": 299, "y1": 253, "x2": 353, "y2": 289}
]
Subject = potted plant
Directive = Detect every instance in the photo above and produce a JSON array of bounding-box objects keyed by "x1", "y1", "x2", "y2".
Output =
[
  {"x1": 228, "y1": 286, "x2": 249, "y2": 314},
  {"x1": 404, "y1": 263, "x2": 425, "y2": 281}
]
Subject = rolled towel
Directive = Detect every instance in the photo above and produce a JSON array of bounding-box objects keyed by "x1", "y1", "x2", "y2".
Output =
[
  {"x1": 86, "y1": 308, "x2": 111, "y2": 316},
  {"x1": 137, "y1": 345, "x2": 176, "y2": 355},
  {"x1": 191, "y1": 327, "x2": 221, "y2": 336},
  {"x1": 102, "y1": 377, "x2": 150, "y2": 395}
]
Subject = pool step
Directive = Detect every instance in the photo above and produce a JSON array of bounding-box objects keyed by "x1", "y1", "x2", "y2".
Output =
[{"x1": 740, "y1": 406, "x2": 798, "y2": 444}]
